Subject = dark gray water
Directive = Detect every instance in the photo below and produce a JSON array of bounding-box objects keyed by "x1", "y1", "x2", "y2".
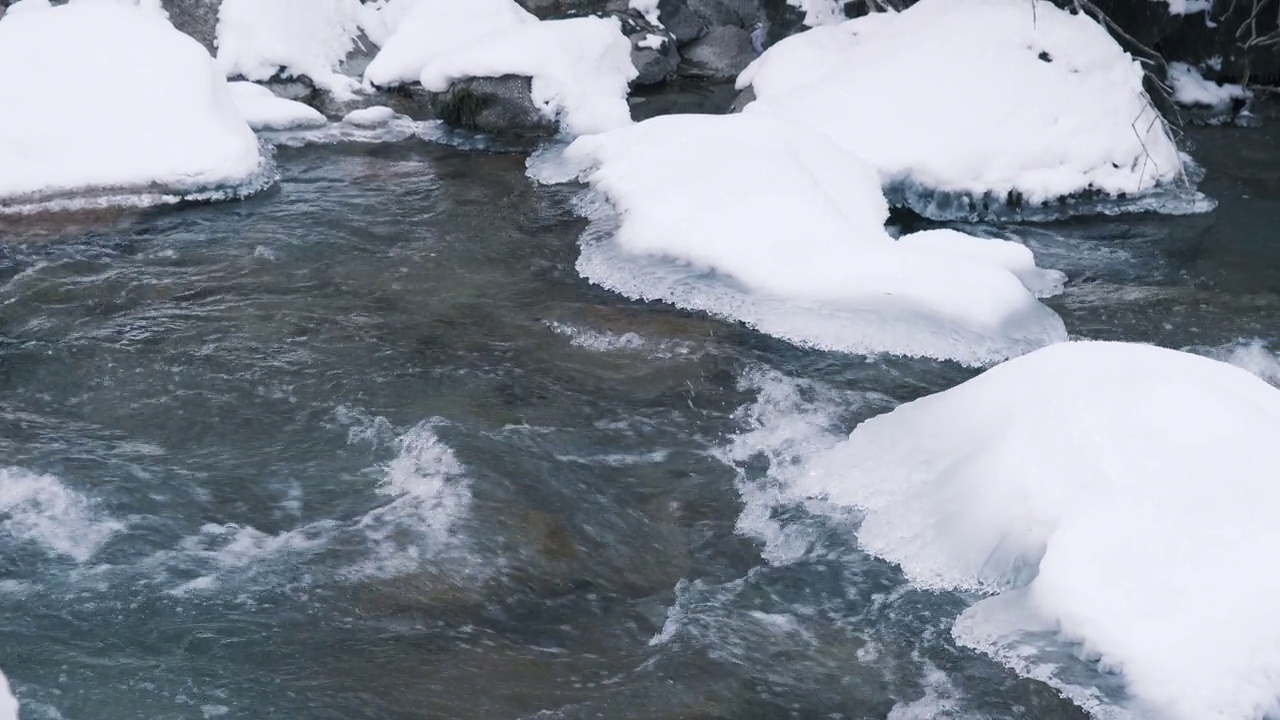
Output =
[{"x1": 0, "y1": 120, "x2": 1276, "y2": 720}]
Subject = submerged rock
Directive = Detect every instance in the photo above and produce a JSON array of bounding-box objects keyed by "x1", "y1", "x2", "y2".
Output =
[{"x1": 428, "y1": 75, "x2": 557, "y2": 136}]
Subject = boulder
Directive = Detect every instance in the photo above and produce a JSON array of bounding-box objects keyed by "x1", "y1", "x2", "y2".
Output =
[
  {"x1": 427, "y1": 75, "x2": 557, "y2": 136},
  {"x1": 678, "y1": 24, "x2": 755, "y2": 79},
  {"x1": 607, "y1": 9, "x2": 680, "y2": 86},
  {"x1": 657, "y1": 0, "x2": 708, "y2": 45}
]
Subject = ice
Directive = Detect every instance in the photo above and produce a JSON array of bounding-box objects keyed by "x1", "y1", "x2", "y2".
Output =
[
  {"x1": 737, "y1": 0, "x2": 1188, "y2": 218},
  {"x1": 226, "y1": 81, "x2": 326, "y2": 131},
  {"x1": 537, "y1": 112, "x2": 1066, "y2": 364},
  {"x1": 216, "y1": 0, "x2": 365, "y2": 99},
  {"x1": 262, "y1": 114, "x2": 429, "y2": 147},
  {"x1": 418, "y1": 16, "x2": 636, "y2": 136},
  {"x1": 1168, "y1": 61, "x2": 1248, "y2": 110},
  {"x1": 362, "y1": 0, "x2": 536, "y2": 88},
  {"x1": 0, "y1": 668, "x2": 15, "y2": 720},
  {"x1": 0, "y1": 467, "x2": 125, "y2": 563},
  {"x1": 796, "y1": 341, "x2": 1280, "y2": 720},
  {"x1": 0, "y1": 0, "x2": 269, "y2": 213}
]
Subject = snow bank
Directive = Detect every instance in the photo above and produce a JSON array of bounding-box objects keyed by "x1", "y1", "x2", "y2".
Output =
[
  {"x1": 227, "y1": 81, "x2": 326, "y2": 131},
  {"x1": 534, "y1": 112, "x2": 1066, "y2": 364},
  {"x1": 420, "y1": 16, "x2": 636, "y2": 136},
  {"x1": 362, "y1": 0, "x2": 536, "y2": 88},
  {"x1": 1168, "y1": 61, "x2": 1248, "y2": 110},
  {"x1": 0, "y1": 668, "x2": 15, "y2": 720},
  {"x1": 0, "y1": 0, "x2": 268, "y2": 212},
  {"x1": 738, "y1": 0, "x2": 1185, "y2": 217},
  {"x1": 217, "y1": 0, "x2": 365, "y2": 99},
  {"x1": 797, "y1": 341, "x2": 1280, "y2": 720}
]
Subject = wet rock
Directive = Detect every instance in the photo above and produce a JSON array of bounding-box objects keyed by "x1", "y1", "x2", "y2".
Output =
[
  {"x1": 428, "y1": 75, "x2": 557, "y2": 136},
  {"x1": 678, "y1": 25, "x2": 756, "y2": 79}
]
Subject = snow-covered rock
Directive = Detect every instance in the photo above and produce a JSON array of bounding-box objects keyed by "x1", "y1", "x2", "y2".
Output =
[
  {"x1": 362, "y1": 0, "x2": 536, "y2": 88},
  {"x1": 420, "y1": 16, "x2": 636, "y2": 136},
  {"x1": 227, "y1": 81, "x2": 327, "y2": 131},
  {"x1": 216, "y1": 0, "x2": 365, "y2": 99},
  {"x1": 737, "y1": 0, "x2": 1187, "y2": 218},
  {"x1": 0, "y1": 668, "x2": 15, "y2": 720},
  {"x1": 0, "y1": 0, "x2": 268, "y2": 213},
  {"x1": 1168, "y1": 61, "x2": 1248, "y2": 111},
  {"x1": 532, "y1": 112, "x2": 1066, "y2": 365},
  {"x1": 342, "y1": 105, "x2": 398, "y2": 127},
  {"x1": 797, "y1": 341, "x2": 1280, "y2": 720}
]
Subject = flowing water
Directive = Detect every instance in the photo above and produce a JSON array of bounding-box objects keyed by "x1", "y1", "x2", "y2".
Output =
[{"x1": 0, "y1": 117, "x2": 1277, "y2": 719}]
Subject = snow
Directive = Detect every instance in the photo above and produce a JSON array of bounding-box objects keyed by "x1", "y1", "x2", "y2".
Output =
[
  {"x1": 1168, "y1": 61, "x2": 1248, "y2": 109},
  {"x1": 737, "y1": 0, "x2": 1184, "y2": 215},
  {"x1": 785, "y1": 0, "x2": 844, "y2": 26},
  {"x1": 342, "y1": 106, "x2": 398, "y2": 127},
  {"x1": 216, "y1": 0, "x2": 365, "y2": 99},
  {"x1": 358, "y1": 0, "x2": 422, "y2": 47},
  {"x1": 362, "y1": 0, "x2": 536, "y2": 88},
  {"x1": 0, "y1": 668, "x2": 14, "y2": 720},
  {"x1": 1160, "y1": 0, "x2": 1213, "y2": 14},
  {"x1": 532, "y1": 111, "x2": 1066, "y2": 365},
  {"x1": 227, "y1": 81, "x2": 326, "y2": 131},
  {"x1": 638, "y1": 33, "x2": 666, "y2": 50},
  {"x1": 630, "y1": 0, "x2": 660, "y2": 25},
  {"x1": 420, "y1": 16, "x2": 637, "y2": 136},
  {"x1": 796, "y1": 341, "x2": 1280, "y2": 720},
  {"x1": 0, "y1": 0, "x2": 269, "y2": 212}
]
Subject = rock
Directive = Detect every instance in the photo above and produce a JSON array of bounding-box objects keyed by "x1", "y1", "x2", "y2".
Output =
[
  {"x1": 427, "y1": 75, "x2": 557, "y2": 136},
  {"x1": 607, "y1": 9, "x2": 680, "y2": 87},
  {"x1": 162, "y1": 0, "x2": 220, "y2": 54},
  {"x1": 658, "y1": 0, "x2": 708, "y2": 45},
  {"x1": 631, "y1": 31, "x2": 681, "y2": 86},
  {"x1": 727, "y1": 84, "x2": 754, "y2": 113},
  {"x1": 678, "y1": 24, "x2": 756, "y2": 79}
]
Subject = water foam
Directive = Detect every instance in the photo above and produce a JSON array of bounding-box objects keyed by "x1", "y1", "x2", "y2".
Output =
[
  {"x1": 1189, "y1": 338, "x2": 1280, "y2": 387},
  {"x1": 715, "y1": 369, "x2": 883, "y2": 565},
  {"x1": 0, "y1": 467, "x2": 124, "y2": 563}
]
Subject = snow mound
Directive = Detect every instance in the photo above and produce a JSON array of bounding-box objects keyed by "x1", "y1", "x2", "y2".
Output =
[
  {"x1": 420, "y1": 16, "x2": 636, "y2": 136},
  {"x1": 342, "y1": 105, "x2": 398, "y2": 127},
  {"x1": 797, "y1": 341, "x2": 1280, "y2": 720},
  {"x1": 1168, "y1": 61, "x2": 1248, "y2": 110},
  {"x1": 0, "y1": 668, "x2": 14, "y2": 720},
  {"x1": 533, "y1": 112, "x2": 1066, "y2": 365},
  {"x1": 227, "y1": 81, "x2": 326, "y2": 131},
  {"x1": 0, "y1": 0, "x2": 269, "y2": 213},
  {"x1": 363, "y1": 0, "x2": 535, "y2": 88},
  {"x1": 738, "y1": 0, "x2": 1189, "y2": 219},
  {"x1": 217, "y1": 0, "x2": 365, "y2": 99}
]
